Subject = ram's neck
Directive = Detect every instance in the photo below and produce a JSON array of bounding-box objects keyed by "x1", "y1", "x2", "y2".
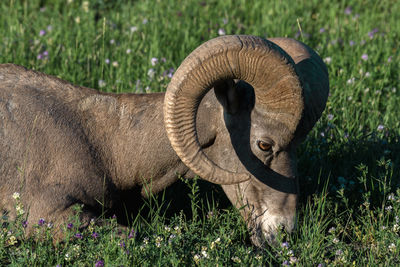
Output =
[{"x1": 76, "y1": 90, "x2": 221, "y2": 193}]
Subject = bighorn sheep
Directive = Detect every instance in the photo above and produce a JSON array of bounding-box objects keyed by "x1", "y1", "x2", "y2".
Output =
[{"x1": 0, "y1": 35, "x2": 328, "y2": 246}]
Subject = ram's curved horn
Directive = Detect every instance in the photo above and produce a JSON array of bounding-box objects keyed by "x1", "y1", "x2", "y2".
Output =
[
  {"x1": 268, "y1": 38, "x2": 329, "y2": 135},
  {"x1": 164, "y1": 35, "x2": 304, "y2": 185}
]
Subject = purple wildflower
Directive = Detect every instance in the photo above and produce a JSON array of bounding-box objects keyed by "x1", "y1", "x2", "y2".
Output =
[
  {"x1": 327, "y1": 114, "x2": 334, "y2": 120},
  {"x1": 74, "y1": 233, "x2": 83, "y2": 239},
  {"x1": 39, "y1": 30, "x2": 46, "y2": 36},
  {"x1": 361, "y1": 54, "x2": 368, "y2": 61},
  {"x1": 37, "y1": 54, "x2": 43, "y2": 60},
  {"x1": 105, "y1": 59, "x2": 110, "y2": 64},
  {"x1": 92, "y1": 232, "x2": 99, "y2": 239},
  {"x1": 388, "y1": 56, "x2": 392, "y2": 63},
  {"x1": 38, "y1": 218, "x2": 45, "y2": 226},
  {"x1": 151, "y1": 57, "x2": 158, "y2": 66},
  {"x1": 349, "y1": 40, "x2": 355, "y2": 46},
  {"x1": 43, "y1": 51, "x2": 49, "y2": 56},
  {"x1": 377, "y1": 125, "x2": 384, "y2": 131},
  {"x1": 112, "y1": 214, "x2": 117, "y2": 219},
  {"x1": 95, "y1": 260, "x2": 104, "y2": 267},
  {"x1": 344, "y1": 6, "x2": 352, "y2": 15},
  {"x1": 319, "y1": 27, "x2": 325, "y2": 33},
  {"x1": 67, "y1": 223, "x2": 73, "y2": 229},
  {"x1": 368, "y1": 28, "x2": 379, "y2": 39},
  {"x1": 282, "y1": 260, "x2": 290, "y2": 266},
  {"x1": 119, "y1": 241, "x2": 126, "y2": 248},
  {"x1": 22, "y1": 220, "x2": 28, "y2": 228},
  {"x1": 128, "y1": 229, "x2": 136, "y2": 239}
]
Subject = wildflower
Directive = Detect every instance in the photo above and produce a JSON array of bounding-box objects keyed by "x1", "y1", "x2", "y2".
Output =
[
  {"x1": 328, "y1": 227, "x2": 336, "y2": 233},
  {"x1": 98, "y1": 80, "x2": 106, "y2": 88},
  {"x1": 151, "y1": 57, "x2": 158, "y2": 66},
  {"x1": 15, "y1": 204, "x2": 24, "y2": 215},
  {"x1": 164, "y1": 226, "x2": 171, "y2": 232},
  {"x1": 143, "y1": 237, "x2": 149, "y2": 245},
  {"x1": 147, "y1": 68, "x2": 155, "y2": 79},
  {"x1": 82, "y1": 1, "x2": 89, "y2": 12},
  {"x1": 361, "y1": 54, "x2": 368, "y2": 61},
  {"x1": 74, "y1": 233, "x2": 82, "y2": 239},
  {"x1": 388, "y1": 56, "x2": 392, "y2": 63},
  {"x1": 347, "y1": 77, "x2": 355, "y2": 84},
  {"x1": 222, "y1": 18, "x2": 228, "y2": 24},
  {"x1": 142, "y1": 18, "x2": 148, "y2": 24},
  {"x1": 231, "y1": 256, "x2": 241, "y2": 263},
  {"x1": 8, "y1": 235, "x2": 17, "y2": 246},
  {"x1": 281, "y1": 242, "x2": 290, "y2": 249},
  {"x1": 119, "y1": 241, "x2": 125, "y2": 248},
  {"x1": 38, "y1": 218, "x2": 45, "y2": 226},
  {"x1": 128, "y1": 229, "x2": 136, "y2": 239},
  {"x1": 385, "y1": 205, "x2": 393, "y2": 212},
  {"x1": 388, "y1": 193, "x2": 395, "y2": 201},
  {"x1": 333, "y1": 238, "x2": 339, "y2": 244},
  {"x1": 174, "y1": 225, "x2": 181, "y2": 234},
  {"x1": 365, "y1": 72, "x2": 370, "y2": 77},
  {"x1": 344, "y1": 6, "x2": 352, "y2": 15},
  {"x1": 75, "y1": 17, "x2": 80, "y2": 24},
  {"x1": 319, "y1": 27, "x2": 325, "y2": 33},
  {"x1": 130, "y1": 26, "x2": 138, "y2": 33},
  {"x1": 327, "y1": 114, "x2": 334, "y2": 120},
  {"x1": 377, "y1": 125, "x2": 384, "y2": 131},
  {"x1": 47, "y1": 222, "x2": 53, "y2": 229},
  {"x1": 207, "y1": 211, "x2": 214, "y2": 219},
  {"x1": 112, "y1": 61, "x2": 119, "y2": 67},
  {"x1": 64, "y1": 253, "x2": 71, "y2": 261},
  {"x1": 320, "y1": 132, "x2": 325, "y2": 137},
  {"x1": 210, "y1": 237, "x2": 220, "y2": 249},
  {"x1": 95, "y1": 260, "x2": 104, "y2": 267},
  {"x1": 110, "y1": 39, "x2": 115, "y2": 44},
  {"x1": 388, "y1": 243, "x2": 396, "y2": 252},
  {"x1": 335, "y1": 249, "x2": 343, "y2": 256},
  {"x1": 323, "y1": 57, "x2": 332, "y2": 64},
  {"x1": 47, "y1": 25, "x2": 52, "y2": 31},
  {"x1": 290, "y1": 256, "x2": 298, "y2": 264},
  {"x1": 367, "y1": 28, "x2": 378, "y2": 39},
  {"x1": 39, "y1": 30, "x2": 46, "y2": 36},
  {"x1": 12, "y1": 192, "x2": 20, "y2": 200},
  {"x1": 393, "y1": 224, "x2": 399, "y2": 232},
  {"x1": 201, "y1": 246, "x2": 209, "y2": 258},
  {"x1": 282, "y1": 261, "x2": 290, "y2": 266},
  {"x1": 155, "y1": 236, "x2": 163, "y2": 247},
  {"x1": 67, "y1": 223, "x2": 73, "y2": 229},
  {"x1": 105, "y1": 59, "x2": 110, "y2": 64},
  {"x1": 193, "y1": 254, "x2": 201, "y2": 263},
  {"x1": 349, "y1": 40, "x2": 355, "y2": 46},
  {"x1": 22, "y1": 220, "x2": 28, "y2": 228},
  {"x1": 126, "y1": 48, "x2": 132, "y2": 54},
  {"x1": 218, "y1": 28, "x2": 226, "y2": 35}
]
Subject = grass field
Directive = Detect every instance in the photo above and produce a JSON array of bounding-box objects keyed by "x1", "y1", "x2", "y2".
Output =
[{"x1": 1, "y1": 0, "x2": 400, "y2": 265}]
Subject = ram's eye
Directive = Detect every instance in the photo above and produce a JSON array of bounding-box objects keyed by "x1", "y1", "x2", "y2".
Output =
[{"x1": 257, "y1": 141, "x2": 272, "y2": 151}]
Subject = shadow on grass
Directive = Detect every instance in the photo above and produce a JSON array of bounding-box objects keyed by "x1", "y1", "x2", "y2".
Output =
[{"x1": 111, "y1": 131, "x2": 400, "y2": 229}]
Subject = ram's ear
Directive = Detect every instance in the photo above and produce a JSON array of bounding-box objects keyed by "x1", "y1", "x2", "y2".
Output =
[{"x1": 214, "y1": 79, "x2": 240, "y2": 114}]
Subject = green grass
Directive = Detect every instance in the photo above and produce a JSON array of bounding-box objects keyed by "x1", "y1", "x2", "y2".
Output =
[{"x1": 1, "y1": 0, "x2": 400, "y2": 265}]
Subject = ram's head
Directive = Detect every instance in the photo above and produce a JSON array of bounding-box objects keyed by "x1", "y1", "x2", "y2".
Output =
[{"x1": 164, "y1": 35, "x2": 329, "y2": 246}]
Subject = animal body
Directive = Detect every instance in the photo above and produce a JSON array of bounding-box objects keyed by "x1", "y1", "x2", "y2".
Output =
[{"x1": 0, "y1": 35, "x2": 328, "y2": 246}]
